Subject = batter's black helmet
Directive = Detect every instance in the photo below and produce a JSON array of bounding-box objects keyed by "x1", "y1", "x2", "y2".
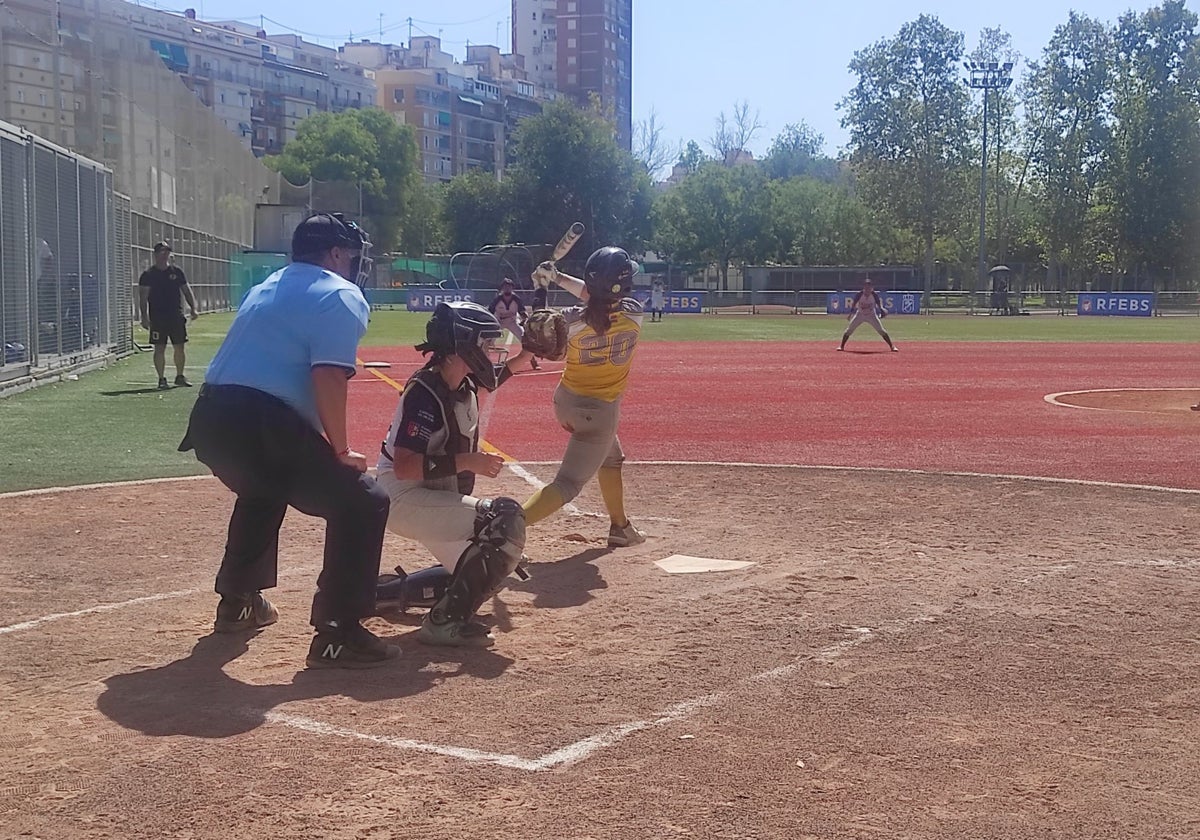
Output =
[
  {"x1": 418, "y1": 301, "x2": 505, "y2": 390},
  {"x1": 583, "y1": 246, "x2": 637, "y2": 301}
]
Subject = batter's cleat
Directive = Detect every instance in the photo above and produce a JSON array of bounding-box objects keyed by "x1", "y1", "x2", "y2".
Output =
[
  {"x1": 306, "y1": 622, "x2": 399, "y2": 669},
  {"x1": 174, "y1": 374, "x2": 193, "y2": 387},
  {"x1": 415, "y1": 616, "x2": 496, "y2": 648},
  {"x1": 1192, "y1": 403, "x2": 1200, "y2": 412},
  {"x1": 890, "y1": 345, "x2": 899, "y2": 352},
  {"x1": 157, "y1": 377, "x2": 170, "y2": 390},
  {"x1": 214, "y1": 591, "x2": 279, "y2": 633},
  {"x1": 608, "y1": 521, "x2": 647, "y2": 548},
  {"x1": 836, "y1": 345, "x2": 844, "y2": 351}
]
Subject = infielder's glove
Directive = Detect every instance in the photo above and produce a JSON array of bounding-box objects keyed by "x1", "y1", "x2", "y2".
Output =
[{"x1": 522, "y1": 309, "x2": 568, "y2": 361}]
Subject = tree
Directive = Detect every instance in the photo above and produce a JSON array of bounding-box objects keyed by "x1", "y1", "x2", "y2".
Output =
[
  {"x1": 675, "y1": 140, "x2": 709, "y2": 175},
  {"x1": 766, "y1": 177, "x2": 900, "y2": 266},
  {"x1": 1107, "y1": 0, "x2": 1200, "y2": 286},
  {"x1": 632, "y1": 108, "x2": 680, "y2": 181},
  {"x1": 709, "y1": 100, "x2": 764, "y2": 164},
  {"x1": 266, "y1": 108, "x2": 419, "y2": 253},
  {"x1": 441, "y1": 170, "x2": 511, "y2": 254},
  {"x1": 762, "y1": 122, "x2": 839, "y2": 181},
  {"x1": 506, "y1": 99, "x2": 652, "y2": 256},
  {"x1": 398, "y1": 179, "x2": 447, "y2": 256},
  {"x1": 652, "y1": 161, "x2": 771, "y2": 285},
  {"x1": 840, "y1": 15, "x2": 973, "y2": 301},
  {"x1": 1022, "y1": 12, "x2": 1113, "y2": 290}
]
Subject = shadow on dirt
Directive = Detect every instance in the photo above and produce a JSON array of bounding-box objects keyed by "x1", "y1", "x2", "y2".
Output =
[{"x1": 96, "y1": 630, "x2": 513, "y2": 739}]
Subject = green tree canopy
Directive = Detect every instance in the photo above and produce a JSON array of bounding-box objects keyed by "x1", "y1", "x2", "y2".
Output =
[
  {"x1": 266, "y1": 108, "x2": 419, "y2": 252},
  {"x1": 840, "y1": 14, "x2": 973, "y2": 298},
  {"x1": 506, "y1": 99, "x2": 652, "y2": 256}
]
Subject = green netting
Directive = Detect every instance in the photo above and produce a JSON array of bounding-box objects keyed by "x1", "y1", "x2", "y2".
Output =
[
  {"x1": 390, "y1": 256, "x2": 450, "y2": 284},
  {"x1": 229, "y1": 251, "x2": 289, "y2": 307}
]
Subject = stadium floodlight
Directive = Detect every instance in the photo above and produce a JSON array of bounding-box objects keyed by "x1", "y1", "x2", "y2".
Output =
[{"x1": 966, "y1": 60, "x2": 1014, "y2": 312}]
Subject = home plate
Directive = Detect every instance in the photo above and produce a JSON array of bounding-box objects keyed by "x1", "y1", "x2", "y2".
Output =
[
  {"x1": 654, "y1": 554, "x2": 755, "y2": 574},
  {"x1": 362, "y1": 361, "x2": 392, "y2": 368}
]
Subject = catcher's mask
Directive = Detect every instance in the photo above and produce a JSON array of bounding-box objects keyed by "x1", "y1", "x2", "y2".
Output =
[
  {"x1": 418, "y1": 301, "x2": 507, "y2": 390},
  {"x1": 583, "y1": 246, "x2": 637, "y2": 302}
]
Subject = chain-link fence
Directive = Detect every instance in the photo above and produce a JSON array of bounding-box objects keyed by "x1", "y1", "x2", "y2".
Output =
[{"x1": 1, "y1": 120, "x2": 125, "y2": 379}]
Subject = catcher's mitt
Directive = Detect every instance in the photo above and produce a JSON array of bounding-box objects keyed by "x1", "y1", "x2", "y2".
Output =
[{"x1": 522, "y1": 309, "x2": 568, "y2": 361}]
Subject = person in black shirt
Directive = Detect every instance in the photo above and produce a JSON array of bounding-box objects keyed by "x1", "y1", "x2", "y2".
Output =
[{"x1": 138, "y1": 242, "x2": 198, "y2": 389}]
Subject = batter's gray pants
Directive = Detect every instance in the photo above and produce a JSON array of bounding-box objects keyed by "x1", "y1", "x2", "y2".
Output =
[{"x1": 547, "y1": 384, "x2": 625, "y2": 503}]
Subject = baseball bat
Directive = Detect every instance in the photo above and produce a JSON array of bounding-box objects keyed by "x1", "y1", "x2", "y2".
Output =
[{"x1": 551, "y1": 222, "x2": 585, "y2": 263}]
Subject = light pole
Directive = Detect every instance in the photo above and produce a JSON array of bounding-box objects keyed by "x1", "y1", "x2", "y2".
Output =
[{"x1": 965, "y1": 60, "x2": 1013, "y2": 313}]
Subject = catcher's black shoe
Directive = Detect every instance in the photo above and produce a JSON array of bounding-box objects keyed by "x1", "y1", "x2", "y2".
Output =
[
  {"x1": 306, "y1": 622, "x2": 400, "y2": 669},
  {"x1": 213, "y1": 591, "x2": 279, "y2": 633}
]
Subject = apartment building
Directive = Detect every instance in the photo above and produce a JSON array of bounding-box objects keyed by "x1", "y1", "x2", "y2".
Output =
[
  {"x1": 512, "y1": 0, "x2": 631, "y2": 149},
  {"x1": 354, "y1": 36, "x2": 549, "y2": 184},
  {"x1": 132, "y1": 12, "x2": 376, "y2": 156}
]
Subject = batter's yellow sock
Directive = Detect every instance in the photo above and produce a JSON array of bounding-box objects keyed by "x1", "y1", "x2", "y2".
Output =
[
  {"x1": 597, "y1": 466, "x2": 628, "y2": 526},
  {"x1": 522, "y1": 485, "x2": 566, "y2": 525}
]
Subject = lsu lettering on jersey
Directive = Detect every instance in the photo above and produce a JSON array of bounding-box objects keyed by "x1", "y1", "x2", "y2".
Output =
[{"x1": 560, "y1": 298, "x2": 643, "y2": 402}]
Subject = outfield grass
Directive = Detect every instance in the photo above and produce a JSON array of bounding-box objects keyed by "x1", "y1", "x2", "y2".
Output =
[{"x1": 0, "y1": 311, "x2": 1195, "y2": 493}]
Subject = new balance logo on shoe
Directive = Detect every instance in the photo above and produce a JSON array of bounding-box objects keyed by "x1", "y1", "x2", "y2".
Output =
[
  {"x1": 322, "y1": 643, "x2": 343, "y2": 660},
  {"x1": 237, "y1": 606, "x2": 252, "y2": 622}
]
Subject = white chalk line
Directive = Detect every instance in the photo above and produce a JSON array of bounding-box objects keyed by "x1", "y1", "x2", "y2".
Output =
[
  {"x1": 264, "y1": 621, "x2": 908, "y2": 772},
  {"x1": 1045, "y1": 387, "x2": 1200, "y2": 414},
  {"x1": 0, "y1": 589, "x2": 204, "y2": 636}
]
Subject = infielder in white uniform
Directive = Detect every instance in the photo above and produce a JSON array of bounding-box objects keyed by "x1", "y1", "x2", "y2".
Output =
[
  {"x1": 837, "y1": 278, "x2": 898, "y2": 352},
  {"x1": 376, "y1": 301, "x2": 532, "y2": 647}
]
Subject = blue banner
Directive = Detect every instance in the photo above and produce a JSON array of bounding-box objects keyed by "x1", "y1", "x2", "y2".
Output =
[
  {"x1": 828, "y1": 292, "x2": 921, "y2": 315},
  {"x1": 632, "y1": 289, "x2": 707, "y2": 313},
  {"x1": 1077, "y1": 292, "x2": 1153, "y2": 317},
  {"x1": 405, "y1": 287, "x2": 477, "y2": 311}
]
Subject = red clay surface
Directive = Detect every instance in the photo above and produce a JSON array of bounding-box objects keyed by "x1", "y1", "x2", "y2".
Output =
[
  {"x1": 350, "y1": 341, "x2": 1200, "y2": 490},
  {"x1": 2, "y1": 340, "x2": 1199, "y2": 839}
]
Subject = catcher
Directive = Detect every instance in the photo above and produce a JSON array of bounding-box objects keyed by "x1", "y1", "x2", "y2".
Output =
[
  {"x1": 375, "y1": 301, "x2": 533, "y2": 647},
  {"x1": 837, "y1": 277, "x2": 898, "y2": 352},
  {"x1": 520, "y1": 246, "x2": 647, "y2": 548}
]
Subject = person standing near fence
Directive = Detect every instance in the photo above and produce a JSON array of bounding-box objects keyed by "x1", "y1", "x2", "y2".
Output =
[
  {"x1": 837, "y1": 278, "x2": 897, "y2": 352},
  {"x1": 649, "y1": 278, "x2": 666, "y2": 322},
  {"x1": 178, "y1": 213, "x2": 399, "y2": 669},
  {"x1": 138, "y1": 242, "x2": 199, "y2": 389}
]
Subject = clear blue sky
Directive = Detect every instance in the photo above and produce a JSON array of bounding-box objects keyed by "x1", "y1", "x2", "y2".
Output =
[{"x1": 184, "y1": 0, "x2": 1153, "y2": 156}]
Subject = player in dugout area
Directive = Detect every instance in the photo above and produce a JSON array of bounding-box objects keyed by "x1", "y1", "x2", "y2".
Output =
[
  {"x1": 521, "y1": 246, "x2": 648, "y2": 548},
  {"x1": 375, "y1": 301, "x2": 535, "y2": 648},
  {"x1": 179, "y1": 213, "x2": 399, "y2": 669},
  {"x1": 837, "y1": 277, "x2": 898, "y2": 352}
]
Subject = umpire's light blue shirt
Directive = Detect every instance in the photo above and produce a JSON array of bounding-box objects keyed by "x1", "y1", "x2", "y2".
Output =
[{"x1": 205, "y1": 261, "x2": 369, "y2": 430}]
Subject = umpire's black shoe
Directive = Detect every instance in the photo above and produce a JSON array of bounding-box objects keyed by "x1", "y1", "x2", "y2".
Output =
[
  {"x1": 306, "y1": 621, "x2": 400, "y2": 669},
  {"x1": 213, "y1": 591, "x2": 279, "y2": 633}
]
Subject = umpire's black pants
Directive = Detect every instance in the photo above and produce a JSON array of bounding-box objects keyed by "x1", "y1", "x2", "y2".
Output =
[{"x1": 180, "y1": 384, "x2": 388, "y2": 626}]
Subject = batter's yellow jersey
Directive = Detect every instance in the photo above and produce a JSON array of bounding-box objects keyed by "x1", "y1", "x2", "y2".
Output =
[{"x1": 560, "y1": 299, "x2": 644, "y2": 402}]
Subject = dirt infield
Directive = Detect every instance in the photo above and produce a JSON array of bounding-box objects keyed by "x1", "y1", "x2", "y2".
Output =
[{"x1": 2, "y1": 340, "x2": 1199, "y2": 838}]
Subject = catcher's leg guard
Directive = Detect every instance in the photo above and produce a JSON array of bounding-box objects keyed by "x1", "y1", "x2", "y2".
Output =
[
  {"x1": 376, "y1": 565, "x2": 452, "y2": 611},
  {"x1": 428, "y1": 497, "x2": 526, "y2": 625}
]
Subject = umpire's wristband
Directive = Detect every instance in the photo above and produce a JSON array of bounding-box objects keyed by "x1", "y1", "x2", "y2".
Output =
[{"x1": 424, "y1": 454, "x2": 457, "y2": 480}]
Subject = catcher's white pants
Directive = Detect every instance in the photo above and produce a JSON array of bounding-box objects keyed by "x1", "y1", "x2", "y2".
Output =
[
  {"x1": 844, "y1": 309, "x2": 888, "y2": 339},
  {"x1": 545, "y1": 384, "x2": 625, "y2": 502},
  {"x1": 498, "y1": 317, "x2": 524, "y2": 342},
  {"x1": 376, "y1": 472, "x2": 476, "y2": 572}
]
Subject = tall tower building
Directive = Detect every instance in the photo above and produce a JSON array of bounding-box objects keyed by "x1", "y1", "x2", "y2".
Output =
[{"x1": 512, "y1": 0, "x2": 631, "y2": 149}]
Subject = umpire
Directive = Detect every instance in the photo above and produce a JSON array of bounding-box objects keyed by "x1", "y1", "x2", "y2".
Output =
[{"x1": 179, "y1": 213, "x2": 398, "y2": 669}]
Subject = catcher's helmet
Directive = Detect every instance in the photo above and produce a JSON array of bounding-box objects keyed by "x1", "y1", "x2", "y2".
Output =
[
  {"x1": 418, "y1": 301, "x2": 506, "y2": 390},
  {"x1": 583, "y1": 246, "x2": 637, "y2": 302}
]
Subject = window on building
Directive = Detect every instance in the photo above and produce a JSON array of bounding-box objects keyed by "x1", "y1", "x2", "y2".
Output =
[
  {"x1": 567, "y1": 73, "x2": 576, "y2": 85},
  {"x1": 532, "y1": 11, "x2": 536, "y2": 18},
  {"x1": 568, "y1": 55, "x2": 576, "y2": 66},
  {"x1": 567, "y1": 38, "x2": 576, "y2": 48},
  {"x1": 568, "y1": 1, "x2": 576, "y2": 9},
  {"x1": 568, "y1": 19, "x2": 576, "y2": 30},
  {"x1": 37, "y1": 92, "x2": 46, "y2": 106},
  {"x1": 393, "y1": 89, "x2": 404, "y2": 103}
]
